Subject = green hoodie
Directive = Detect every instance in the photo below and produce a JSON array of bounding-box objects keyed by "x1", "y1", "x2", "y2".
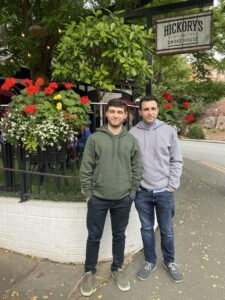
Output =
[{"x1": 79, "y1": 125, "x2": 141, "y2": 200}]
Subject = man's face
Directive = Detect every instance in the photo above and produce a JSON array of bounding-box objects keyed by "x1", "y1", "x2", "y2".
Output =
[
  {"x1": 106, "y1": 106, "x2": 127, "y2": 128},
  {"x1": 139, "y1": 100, "x2": 159, "y2": 125}
]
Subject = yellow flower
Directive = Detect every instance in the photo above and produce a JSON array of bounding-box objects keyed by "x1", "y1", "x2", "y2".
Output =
[
  {"x1": 56, "y1": 102, "x2": 62, "y2": 110},
  {"x1": 54, "y1": 94, "x2": 62, "y2": 100}
]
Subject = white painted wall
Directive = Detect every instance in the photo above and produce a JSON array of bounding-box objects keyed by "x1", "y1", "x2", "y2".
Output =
[{"x1": 0, "y1": 197, "x2": 144, "y2": 263}]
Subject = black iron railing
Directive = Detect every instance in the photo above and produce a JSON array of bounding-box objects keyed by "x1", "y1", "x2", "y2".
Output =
[{"x1": 0, "y1": 140, "x2": 81, "y2": 202}]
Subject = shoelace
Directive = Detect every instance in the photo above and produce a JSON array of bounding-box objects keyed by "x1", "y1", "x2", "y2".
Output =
[
  {"x1": 167, "y1": 263, "x2": 178, "y2": 271},
  {"x1": 144, "y1": 263, "x2": 154, "y2": 271}
]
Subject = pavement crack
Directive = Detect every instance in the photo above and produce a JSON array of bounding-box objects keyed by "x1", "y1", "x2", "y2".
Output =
[{"x1": 0, "y1": 259, "x2": 41, "y2": 300}]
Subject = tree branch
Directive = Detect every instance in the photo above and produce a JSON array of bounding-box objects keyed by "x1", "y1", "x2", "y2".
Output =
[{"x1": 19, "y1": 0, "x2": 32, "y2": 30}]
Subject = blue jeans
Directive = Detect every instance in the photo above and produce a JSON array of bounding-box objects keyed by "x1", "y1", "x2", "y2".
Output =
[
  {"x1": 135, "y1": 189, "x2": 175, "y2": 264},
  {"x1": 85, "y1": 195, "x2": 133, "y2": 273}
]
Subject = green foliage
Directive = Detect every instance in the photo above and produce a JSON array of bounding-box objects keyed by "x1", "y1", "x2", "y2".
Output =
[
  {"x1": 186, "y1": 124, "x2": 205, "y2": 140},
  {"x1": 186, "y1": 1, "x2": 225, "y2": 77},
  {"x1": 212, "y1": 0, "x2": 225, "y2": 62},
  {"x1": 53, "y1": 10, "x2": 153, "y2": 100},
  {"x1": 0, "y1": 0, "x2": 87, "y2": 79},
  {"x1": 153, "y1": 55, "x2": 192, "y2": 85},
  {"x1": 185, "y1": 80, "x2": 225, "y2": 104}
]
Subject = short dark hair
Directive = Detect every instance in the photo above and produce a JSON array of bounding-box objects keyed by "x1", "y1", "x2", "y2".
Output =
[
  {"x1": 106, "y1": 98, "x2": 128, "y2": 112},
  {"x1": 139, "y1": 95, "x2": 158, "y2": 110}
]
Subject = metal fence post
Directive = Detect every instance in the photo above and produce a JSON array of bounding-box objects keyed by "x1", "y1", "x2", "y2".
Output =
[
  {"x1": 2, "y1": 142, "x2": 15, "y2": 191},
  {"x1": 18, "y1": 144, "x2": 27, "y2": 202}
]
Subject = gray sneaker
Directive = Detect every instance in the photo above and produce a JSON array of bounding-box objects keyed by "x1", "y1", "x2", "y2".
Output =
[
  {"x1": 136, "y1": 262, "x2": 157, "y2": 280},
  {"x1": 112, "y1": 268, "x2": 130, "y2": 291},
  {"x1": 80, "y1": 271, "x2": 96, "y2": 297},
  {"x1": 163, "y1": 262, "x2": 183, "y2": 283}
]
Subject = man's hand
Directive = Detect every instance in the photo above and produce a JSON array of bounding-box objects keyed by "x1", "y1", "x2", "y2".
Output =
[
  {"x1": 86, "y1": 197, "x2": 91, "y2": 202},
  {"x1": 166, "y1": 186, "x2": 175, "y2": 192}
]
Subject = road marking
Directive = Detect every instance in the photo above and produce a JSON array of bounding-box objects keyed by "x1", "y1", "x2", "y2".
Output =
[{"x1": 200, "y1": 161, "x2": 225, "y2": 173}]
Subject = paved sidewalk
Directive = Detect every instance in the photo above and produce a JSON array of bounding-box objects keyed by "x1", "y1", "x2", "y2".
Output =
[{"x1": 1, "y1": 158, "x2": 225, "y2": 300}]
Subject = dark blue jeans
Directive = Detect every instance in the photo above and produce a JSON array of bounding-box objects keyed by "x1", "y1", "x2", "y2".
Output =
[
  {"x1": 85, "y1": 195, "x2": 133, "y2": 273},
  {"x1": 135, "y1": 189, "x2": 175, "y2": 264}
]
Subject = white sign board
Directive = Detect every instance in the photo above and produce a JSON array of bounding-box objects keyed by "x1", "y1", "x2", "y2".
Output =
[{"x1": 156, "y1": 11, "x2": 212, "y2": 55}]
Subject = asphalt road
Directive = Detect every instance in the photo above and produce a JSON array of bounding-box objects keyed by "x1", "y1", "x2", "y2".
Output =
[{"x1": 180, "y1": 139, "x2": 225, "y2": 168}]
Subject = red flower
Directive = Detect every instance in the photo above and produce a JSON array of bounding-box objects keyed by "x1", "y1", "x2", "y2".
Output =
[
  {"x1": 166, "y1": 94, "x2": 173, "y2": 101},
  {"x1": 35, "y1": 77, "x2": 44, "y2": 86},
  {"x1": 22, "y1": 79, "x2": 33, "y2": 86},
  {"x1": 185, "y1": 114, "x2": 195, "y2": 123},
  {"x1": 162, "y1": 91, "x2": 169, "y2": 97},
  {"x1": 26, "y1": 85, "x2": 39, "y2": 95},
  {"x1": 63, "y1": 82, "x2": 73, "y2": 89},
  {"x1": 44, "y1": 87, "x2": 54, "y2": 95},
  {"x1": 182, "y1": 101, "x2": 191, "y2": 109},
  {"x1": 1, "y1": 77, "x2": 17, "y2": 91},
  {"x1": 24, "y1": 104, "x2": 37, "y2": 114},
  {"x1": 162, "y1": 91, "x2": 173, "y2": 102},
  {"x1": 48, "y1": 82, "x2": 58, "y2": 89},
  {"x1": 80, "y1": 96, "x2": 90, "y2": 104},
  {"x1": 163, "y1": 103, "x2": 172, "y2": 109}
]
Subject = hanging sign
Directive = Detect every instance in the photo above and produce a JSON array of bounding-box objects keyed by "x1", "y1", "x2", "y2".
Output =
[{"x1": 156, "y1": 11, "x2": 212, "y2": 55}]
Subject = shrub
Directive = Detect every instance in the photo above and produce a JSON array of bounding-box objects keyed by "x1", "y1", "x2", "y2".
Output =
[{"x1": 186, "y1": 124, "x2": 205, "y2": 139}]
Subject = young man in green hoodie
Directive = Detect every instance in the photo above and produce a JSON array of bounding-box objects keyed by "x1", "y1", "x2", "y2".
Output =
[{"x1": 79, "y1": 99, "x2": 141, "y2": 297}]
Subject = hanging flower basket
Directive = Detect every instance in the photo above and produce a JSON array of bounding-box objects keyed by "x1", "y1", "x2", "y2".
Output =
[{"x1": 0, "y1": 77, "x2": 91, "y2": 151}]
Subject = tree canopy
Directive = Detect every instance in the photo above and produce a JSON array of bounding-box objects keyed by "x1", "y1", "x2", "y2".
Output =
[
  {"x1": 0, "y1": 0, "x2": 86, "y2": 80},
  {"x1": 53, "y1": 10, "x2": 153, "y2": 101}
]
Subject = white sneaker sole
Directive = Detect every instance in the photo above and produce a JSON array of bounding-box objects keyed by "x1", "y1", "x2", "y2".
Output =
[
  {"x1": 112, "y1": 273, "x2": 131, "y2": 291},
  {"x1": 80, "y1": 287, "x2": 96, "y2": 297}
]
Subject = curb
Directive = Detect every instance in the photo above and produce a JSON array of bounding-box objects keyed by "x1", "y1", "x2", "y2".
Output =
[{"x1": 180, "y1": 138, "x2": 225, "y2": 144}]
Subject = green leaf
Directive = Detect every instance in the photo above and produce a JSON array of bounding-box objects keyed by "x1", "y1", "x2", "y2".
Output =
[
  {"x1": 130, "y1": 32, "x2": 135, "y2": 40},
  {"x1": 62, "y1": 98, "x2": 75, "y2": 106},
  {"x1": 101, "y1": 50, "x2": 109, "y2": 57}
]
